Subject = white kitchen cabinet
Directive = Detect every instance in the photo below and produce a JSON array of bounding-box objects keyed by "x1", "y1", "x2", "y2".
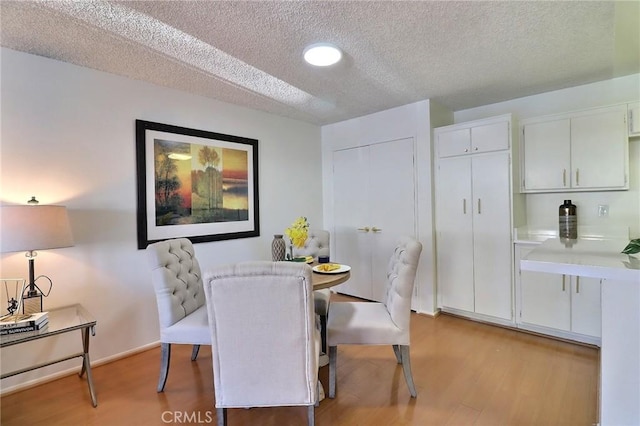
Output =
[
  {"x1": 628, "y1": 102, "x2": 640, "y2": 137},
  {"x1": 517, "y1": 244, "x2": 570, "y2": 331},
  {"x1": 515, "y1": 243, "x2": 601, "y2": 344},
  {"x1": 332, "y1": 138, "x2": 416, "y2": 302},
  {"x1": 436, "y1": 120, "x2": 509, "y2": 157},
  {"x1": 521, "y1": 104, "x2": 628, "y2": 192},
  {"x1": 435, "y1": 115, "x2": 517, "y2": 323}
]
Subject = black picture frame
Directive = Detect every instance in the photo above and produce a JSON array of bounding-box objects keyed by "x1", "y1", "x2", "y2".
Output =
[{"x1": 135, "y1": 120, "x2": 259, "y2": 249}]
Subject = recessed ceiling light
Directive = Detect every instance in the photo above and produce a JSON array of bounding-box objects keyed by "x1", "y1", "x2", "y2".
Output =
[{"x1": 303, "y1": 43, "x2": 342, "y2": 67}]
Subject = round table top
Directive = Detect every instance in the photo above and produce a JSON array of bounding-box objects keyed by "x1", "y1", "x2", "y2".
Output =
[{"x1": 309, "y1": 263, "x2": 351, "y2": 290}]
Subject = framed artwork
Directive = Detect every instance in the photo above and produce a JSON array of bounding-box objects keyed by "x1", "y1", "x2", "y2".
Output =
[{"x1": 135, "y1": 120, "x2": 259, "y2": 249}]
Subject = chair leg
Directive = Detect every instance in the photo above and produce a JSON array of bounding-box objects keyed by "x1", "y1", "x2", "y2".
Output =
[
  {"x1": 217, "y1": 407, "x2": 227, "y2": 426},
  {"x1": 157, "y1": 343, "x2": 171, "y2": 392},
  {"x1": 329, "y1": 346, "x2": 337, "y2": 398},
  {"x1": 399, "y1": 345, "x2": 417, "y2": 398},
  {"x1": 191, "y1": 344, "x2": 201, "y2": 361},
  {"x1": 392, "y1": 344, "x2": 402, "y2": 363},
  {"x1": 307, "y1": 404, "x2": 315, "y2": 426},
  {"x1": 320, "y1": 315, "x2": 328, "y2": 354}
]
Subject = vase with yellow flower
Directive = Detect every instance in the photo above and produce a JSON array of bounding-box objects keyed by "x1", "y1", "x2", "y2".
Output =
[{"x1": 284, "y1": 216, "x2": 309, "y2": 261}]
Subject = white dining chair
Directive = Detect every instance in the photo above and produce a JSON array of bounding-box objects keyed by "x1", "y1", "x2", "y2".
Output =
[
  {"x1": 146, "y1": 238, "x2": 211, "y2": 392},
  {"x1": 203, "y1": 261, "x2": 321, "y2": 426},
  {"x1": 293, "y1": 229, "x2": 331, "y2": 354},
  {"x1": 327, "y1": 236, "x2": 422, "y2": 398}
]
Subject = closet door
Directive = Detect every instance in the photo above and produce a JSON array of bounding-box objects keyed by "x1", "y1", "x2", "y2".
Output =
[
  {"x1": 333, "y1": 146, "x2": 372, "y2": 299},
  {"x1": 369, "y1": 138, "x2": 416, "y2": 302},
  {"x1": 436, "y1": 156, "x2": 474, "y2": 312},
  {"x1": 471, "y1": 152, "x2": 513, "y2": 320}
]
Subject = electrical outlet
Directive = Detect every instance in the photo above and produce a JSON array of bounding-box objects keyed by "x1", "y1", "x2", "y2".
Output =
[{"x1": 598, "y1": 204, "x2": 609, "y2": 217}]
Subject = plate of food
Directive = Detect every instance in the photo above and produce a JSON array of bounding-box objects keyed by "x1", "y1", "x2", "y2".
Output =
[{"x1": 312, "y1": 263, "x2": 351, "y2": 274}]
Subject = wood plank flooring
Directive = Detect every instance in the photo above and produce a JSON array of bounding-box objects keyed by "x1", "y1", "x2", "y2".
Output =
[{"x1": 1, "y1": 295, "x2": 599, "y2": 425}]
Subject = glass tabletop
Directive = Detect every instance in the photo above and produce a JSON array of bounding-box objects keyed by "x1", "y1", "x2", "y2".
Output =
[{"x1": 0, "y1": 304, "x2": 96, "y2": 348}]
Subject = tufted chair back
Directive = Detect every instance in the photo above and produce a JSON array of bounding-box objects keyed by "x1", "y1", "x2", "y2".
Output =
[
  {"x1": 147, "y1": 238, "x2": 205, "y2": 330},
  {"x1": 292, "y1": 229, "x2": 331, "y2": 356},
  {"x1": 146, "y1": 238, "x2": 210, "y2": 392},
  {"x1": 383, "y1": 237, "x2": 423, "y2": 335},
  {"x1": 326, "y1": 236, "x2": 422, "y2": 399},
  {"x1": 204, "y1": 261, "x2": 320, "y2": 425},
  {"x1": 293, "y1": 229, "x2": 330, "y2": 258}
]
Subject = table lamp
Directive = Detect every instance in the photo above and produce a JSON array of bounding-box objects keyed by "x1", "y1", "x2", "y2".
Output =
[{"x1": 0, "y1": 197, "x2": 74, "y2": 314}]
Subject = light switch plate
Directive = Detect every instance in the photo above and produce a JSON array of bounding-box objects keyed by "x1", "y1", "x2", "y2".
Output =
[{"x1": 598, "y1": 204, "x2": 609, "y2": 217}]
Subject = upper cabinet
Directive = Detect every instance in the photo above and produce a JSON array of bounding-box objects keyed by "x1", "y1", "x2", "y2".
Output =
[
  {"x1": 437, "y1": 120, "x2": 509, "y2": 157},
  {"x1": 520, "y1": 105, "x2": 629, "y2": 193},
  {"x1": 629, "y1": 102, "x2": 640, "y2": 137}
]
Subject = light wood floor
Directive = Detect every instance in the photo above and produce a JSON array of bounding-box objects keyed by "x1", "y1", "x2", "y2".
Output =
[{"x1": 1, "y1": 295, "x2": 599, "y2": 425}]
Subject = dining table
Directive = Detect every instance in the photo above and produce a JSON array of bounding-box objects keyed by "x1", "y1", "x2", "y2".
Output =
[
  {"x1": 309, "y1": 262, "x2": 351, "y2": 290},
  {"x1": 306, "y1": 261, "x2": 351, "y2": 400}
]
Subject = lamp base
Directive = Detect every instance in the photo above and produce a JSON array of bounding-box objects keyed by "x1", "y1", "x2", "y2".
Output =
[{"x1": 22, "y1": 292, "x2": 43, "y2": 314}]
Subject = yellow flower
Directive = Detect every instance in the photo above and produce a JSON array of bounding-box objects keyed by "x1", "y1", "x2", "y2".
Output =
[{"x1": 285, "y1": 216, "x2": 309, "y2": 248}]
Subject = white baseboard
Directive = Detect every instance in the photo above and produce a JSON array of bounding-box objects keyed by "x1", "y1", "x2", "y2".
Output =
[{"x1": 0, "y1": 341, "x2": 160, "y2": 396}]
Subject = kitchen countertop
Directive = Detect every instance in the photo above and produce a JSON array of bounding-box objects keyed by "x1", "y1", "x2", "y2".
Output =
[
  {"x1": 520, "y1": 237, "x2": 640, "y2": 281},
  {"x1": 514, "y1": 225, "x2": 630, "y2": 245}
]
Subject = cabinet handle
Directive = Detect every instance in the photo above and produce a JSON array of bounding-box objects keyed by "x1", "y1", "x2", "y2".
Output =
[
  {"x1": 575, "y1": 168, "x2": 580, "y2": 186},
  {"x1": 563, "y1": 169, "x2": 567, "y2": 187},
  {"x1": 562, "y1": 275, "x2": 566, "y2": 292},
  {"x1": 463, "y1": 199, "x2": 467, "y2": 214},
  {"x1": 371, "y1": 227, "x2": 382, "y2": 233},
  {"x1": 477, "y1": 198, "x2": 481, "y2": 214},
  {"x1": 357, "y1": 227, "x2": 370, "y2": 232},
  {"x1": 474, "y1": 147, "x2": 478, "y2": 151},
  {"x1": 576, "y1": 276, "x2": 580, "y2": 293},
  {"x1": 464, "y1": 148, "x2": 469, "y2": 153}
]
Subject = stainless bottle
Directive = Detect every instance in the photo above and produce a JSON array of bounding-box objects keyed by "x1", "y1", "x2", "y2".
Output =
[{"x1": 559, "y1": 200, "x2": 577, "y2": 239}]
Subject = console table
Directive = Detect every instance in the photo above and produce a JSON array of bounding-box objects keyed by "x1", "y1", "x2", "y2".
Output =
[{"x1": 0, "y1": 304, "x2": 98, "y2": 407}]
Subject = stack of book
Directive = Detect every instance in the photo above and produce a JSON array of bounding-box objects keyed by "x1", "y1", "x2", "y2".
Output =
[{"x1": 0, "y1": 311, "x2": 49, "y2": 335}]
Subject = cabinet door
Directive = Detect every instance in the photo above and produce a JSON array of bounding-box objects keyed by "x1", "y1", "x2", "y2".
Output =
[
  {"x1": 436, "y1": 156, "x2": 474, "y2": 312},
  {"x1": 571, "y1": 276, "x2": 601, "y2": 337},
  {"x1": 333, "y1": 146, "x2": 373, "y2": 299},
  {"x1": 629, "y1": 102, "x2": 640, "y2": 137},
  {"x1": 520, "y1": 271, "x2": 570, "y2": 332},
  {"x1": 471, "y1": 153, "x2": 513, "y2": 320},
  {"x1": 570, "y1": 107, "x2": 627, "y2": 189},
  {"x1": 471, "y1": 121, "x2": 509, "y2": 153},
  {"x1": 369, "y1": 138, "x2": 416, "y2": 302},
  {"x1": 522, "y1": 118, "x2": 571, "y2": 191},
  {"x1": 437, "y1": 128, "x2": 471, "y2": 158}
]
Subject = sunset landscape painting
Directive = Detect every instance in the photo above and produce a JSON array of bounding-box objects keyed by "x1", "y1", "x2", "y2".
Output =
[
  {"x1": 136, "y1": 120, "x2": 259, "y2": 248},
  {"x1": 153, "y1": 139, "x2": 250, "y2": 226}
]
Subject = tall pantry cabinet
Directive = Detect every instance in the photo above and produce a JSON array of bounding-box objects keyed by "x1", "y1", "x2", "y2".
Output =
[{"x1": 434, "y1": 114, "x2": 524, "y2": 323}]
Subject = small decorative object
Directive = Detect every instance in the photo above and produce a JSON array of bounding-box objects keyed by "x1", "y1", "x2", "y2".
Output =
[
  {"x1": 559, "y1": 199, "x2": 577, "y2": 240},
  {"x1": 271, "y1": 234, "x2": 286, "y2": 261},
  {"x1": 318, "y1": 255, "x2": 330, "y2": 264},
  {"x1": 621, "y1": 238, "x2": 640, "y2": 255},
  {"x1": 2, "y1": 279, "x2": 26, "y2": 317},
  {"x1": 284, "y1": 217, "x2": 309, "y2": 260}
]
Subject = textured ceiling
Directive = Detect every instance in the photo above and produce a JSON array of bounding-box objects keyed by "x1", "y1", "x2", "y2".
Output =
[{"x1": 1, "y1": 0, "x2": 639, "y2": 125}]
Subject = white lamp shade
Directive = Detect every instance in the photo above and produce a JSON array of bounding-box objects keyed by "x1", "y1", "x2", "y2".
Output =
[{"x1": 1, "y1": 205, "x2": 74, "y2": 253}]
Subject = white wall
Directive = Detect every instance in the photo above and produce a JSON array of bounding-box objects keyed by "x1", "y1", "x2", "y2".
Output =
[
  {"x1": 455, "y1": 74, "x2": 640, "y2": 238},
  {"x1": 321, "y1": 100, "x2": 452, "y2": 316},
  {"x1": 0, "y1": 48, "x2": 322, "y2": 392}
]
